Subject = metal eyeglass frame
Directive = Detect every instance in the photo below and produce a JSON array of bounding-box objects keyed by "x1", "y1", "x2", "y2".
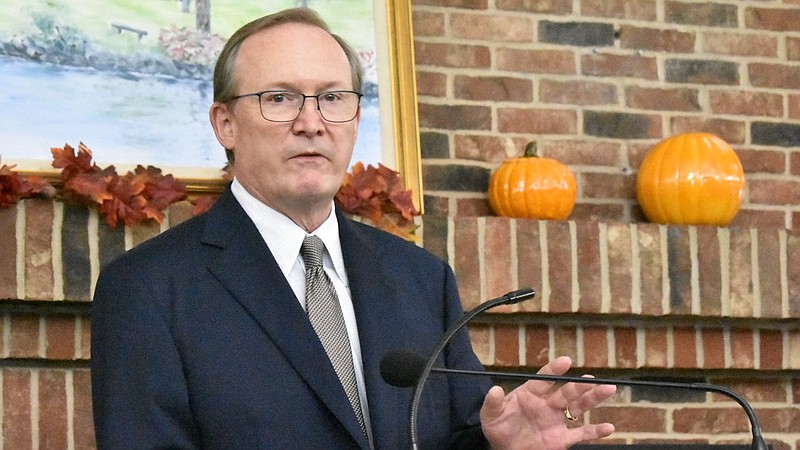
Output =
[{"x1": 229, "y1": 90, "x2": 363, "y2": 123}]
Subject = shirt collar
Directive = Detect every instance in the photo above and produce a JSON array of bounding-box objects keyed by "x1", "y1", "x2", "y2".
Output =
[{"x1": 230, "y1": 178, "x2": 348, "y2": 285}]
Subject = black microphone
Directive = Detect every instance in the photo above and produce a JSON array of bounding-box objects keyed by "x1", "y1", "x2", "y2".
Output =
[{"x1": 380, "y1": 287, "x2": 769, "y2": 450}]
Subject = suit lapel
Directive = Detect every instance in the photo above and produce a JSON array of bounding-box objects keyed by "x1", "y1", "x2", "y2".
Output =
[
  {"x1": 338, "y1": 214, "x2": 409, "y2": 447},
  {"x1": 201, "y1": 190, "x2": 370, "y2": 449}
]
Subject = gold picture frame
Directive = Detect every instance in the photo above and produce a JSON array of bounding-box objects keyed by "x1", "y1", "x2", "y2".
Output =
[
  {"x1": 0, "y1": 0, "x2": 423, "y2": 210},
  {"x1": 379, "y1": 0, "x2": 423, "y2": 212}
]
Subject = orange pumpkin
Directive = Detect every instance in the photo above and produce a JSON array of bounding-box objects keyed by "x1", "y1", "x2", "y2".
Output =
[
  {"x1": 488, "y1": 143, "x2": 576, "y2": 220},
  {"x1": 636, "y1": 132, "x2": 745, "y2": 226}
]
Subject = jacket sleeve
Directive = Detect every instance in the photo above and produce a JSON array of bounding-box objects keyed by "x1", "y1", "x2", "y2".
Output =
[{"x1": 90, "y1": 258, "x2": 201, "y2": 450}]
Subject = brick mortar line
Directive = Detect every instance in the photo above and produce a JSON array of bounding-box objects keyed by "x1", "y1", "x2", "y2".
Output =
[
  {"x1": 38, "y1": 317, "x2": 46, "y2": 359},
  {"x1": 2, "y1": 317, "x2": 8, "y2": 359},
  {"x1": 695, "y1": 325, "x2": 705, "y2": 369},
  {"x1": 599, "y1": 222, "x2": 611, "y2": 313},
  {"x1": 630, "y1": 224, "x2": 642, "y2": 315},
  {"x1": 614, "y1": 326, "x2": 623, "y2": 369},
  {"x1": 690, "y1": 227, "x2": 700, "y2": 315},
  {"x1": 754, "y1": 329, "x2": 762, "y2": 371},
  {"x1": 124, "y1": 221, "x2": 133, "y2": 252},
  {"x1": 488, "y1": 318, "x2": 792, "y2": 371},
  {"x1": 659, "y1": 225, "x2": 670, "y2": 315},
  {"x1": 31, "y1": 369, "x2": 39, "y2": 450},
  {"x1": 16, "y1": 202, "x2": 25, "y2": 301},
  {"x1": 66, "y1": 370, "x2": 74, "y2": 450},
  {"x1": 719, "y1": 228, "x2": 732, "y2": 317},
  {"x1": 88, "y1": 209, "x2": 99, "y2": 301},
  {"x1": 780, "y1": 230, "x2": 789, "y2": 318},
  {"x1": 667, "y1": 326, "x2": 675, "y2": 369},
  {"x1": 724, "y1": 325, "x2": 733, "y2": 369},
  {"x1": 478, "y1": 216, "x2": 487, "y2": 303},
  {"x1": 470, "y1": 313, "x2": 800, "y2": 328},
  {"x1": 752, "y1": 228, "x2": 763, "y2": 318},
  {"x1": 74, "y1": 318, "x2": 82, "y2": 361},
  {"x1": 539, "y1": 221, "x2": 550, "y2": 312},
  {"x1": 0, "y1": 360, "x2": 91, "y2": 369},
  {"x1": 636, "y1": 328, "x2": 646, "y2": 368},
  {"x1": 510, "y1": 219, "x2": 519, "y2": 312},
  {"x1": 570, "y1": 221, "x2": 580, "y2": 313},
  {"x1": 52, "y1": 202, "x2": 64, "y2": 302}
]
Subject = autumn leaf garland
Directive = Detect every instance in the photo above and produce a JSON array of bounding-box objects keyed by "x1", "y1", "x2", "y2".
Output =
[
  {"x1": 54, "y1": 143, "x2": 189, "y2": 228},
  {"x1": 0, "y1": 143, "x2": 188, "y2": 228},
  {"x1": 1, "y1": 145, "x2": 420, "y2": 239}
]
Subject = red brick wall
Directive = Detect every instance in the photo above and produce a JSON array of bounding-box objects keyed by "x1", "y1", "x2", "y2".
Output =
[
  {"x1": 1, "y1": 1, "x2": 799, "y2": 447},
  {"x1": 411, "y1": 3, "x2": 800, "y2": 443},
  {"x1": 418, "y1": 216, "x2": 800, "y2": 447},
  {"x1": 413, "y1": 0, "x2": 800, "y2": 230},
  {"x1": 0, "y1": 200, "x2": 183, "y2": 450}
]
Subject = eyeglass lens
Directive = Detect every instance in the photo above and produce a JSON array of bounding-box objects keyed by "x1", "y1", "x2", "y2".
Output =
[{"x1": 259, "y1": 91, "x2": 360, "y2": 123}]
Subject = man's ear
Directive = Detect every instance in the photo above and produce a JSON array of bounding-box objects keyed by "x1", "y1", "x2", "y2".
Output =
[{"x1": 209, "y1": 102, "x2": 236, "y2": 150}]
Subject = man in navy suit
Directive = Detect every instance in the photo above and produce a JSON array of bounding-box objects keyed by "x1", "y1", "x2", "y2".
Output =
[{"x1": 91, "y1": 8, "x2": 616, "y2": 449}]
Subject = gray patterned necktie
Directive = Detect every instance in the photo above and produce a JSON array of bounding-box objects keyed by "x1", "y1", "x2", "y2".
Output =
[{"x1": 300, "y1": 235, "x2": 366, "y2": 437}]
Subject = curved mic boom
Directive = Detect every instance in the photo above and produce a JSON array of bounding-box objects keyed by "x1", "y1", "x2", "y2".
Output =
[{"x1": 406, "y1": 288, "x2": 535, "y2": 450}]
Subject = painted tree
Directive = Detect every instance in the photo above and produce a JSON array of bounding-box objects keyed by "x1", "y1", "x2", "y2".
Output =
[{"x1": 196, "y1": 0, "x2": 210, "y2": 33}]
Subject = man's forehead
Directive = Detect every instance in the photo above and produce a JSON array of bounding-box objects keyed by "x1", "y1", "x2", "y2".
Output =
[{"x1": 235, "y1": 24, "x2": 352, "y2": 89}]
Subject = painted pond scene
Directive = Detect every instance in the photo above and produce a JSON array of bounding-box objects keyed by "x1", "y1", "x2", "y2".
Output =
[{"x1": 0, "y1": 0, "x2": 383, "y2": 177}]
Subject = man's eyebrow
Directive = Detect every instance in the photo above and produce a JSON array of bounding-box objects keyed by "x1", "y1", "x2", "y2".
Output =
[{"x1": 261, "y1": 82, "x2": 352, "y2": 92}]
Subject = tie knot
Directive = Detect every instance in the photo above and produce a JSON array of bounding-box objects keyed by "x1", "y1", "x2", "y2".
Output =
[{"x1": 300, "y1": 235, "x2": 325, "y2": 268}]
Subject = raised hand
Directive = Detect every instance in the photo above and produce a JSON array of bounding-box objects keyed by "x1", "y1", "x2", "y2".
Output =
[{"x1": 480, "y1": 356, "x2": 617, "y2": 450}]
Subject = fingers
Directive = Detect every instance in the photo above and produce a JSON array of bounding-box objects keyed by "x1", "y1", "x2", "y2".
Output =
[
  {"x1": 558, "y1": 375, "x2": 617, "y2": 417},
  {"x1": 536, "y1": 355, "x2": 572, "y2": 376},
  {"x1": 555, "y1": 420, "x2": 615, "y2": 450},
  {"x1": 479, "y1": 385, "x2": 507, "y2": 423},
  {"x1": 570, "y1": 422, "x2": 615, "y2": 441},
  {"x1": 521, "y1": 356, "x2": 573, "y2": 397}
]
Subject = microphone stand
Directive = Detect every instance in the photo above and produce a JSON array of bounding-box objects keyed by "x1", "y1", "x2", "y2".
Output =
[
  {"x1": 406, "y1": 286, "x2": 768, "y2": 450},
  {"x1": 408, "y1": 288, "x2": 535, "y2": 450}
]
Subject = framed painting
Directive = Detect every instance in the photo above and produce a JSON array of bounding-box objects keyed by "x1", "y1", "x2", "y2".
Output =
[{"x1": 0, "y1": 0, "x2": 422, "y2": 208}]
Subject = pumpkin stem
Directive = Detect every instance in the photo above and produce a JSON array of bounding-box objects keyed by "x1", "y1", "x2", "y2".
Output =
[{"x1": 524, "y1": 141, "x2": 539, "y2": 158}]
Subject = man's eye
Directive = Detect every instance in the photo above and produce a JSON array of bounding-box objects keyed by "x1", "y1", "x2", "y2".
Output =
[
  {"x1": 320, "y1": 93, "x2": 341, "y2": 102},
  {"x1": 266, "y1": 93, "x2": 287, "y2": 103}
]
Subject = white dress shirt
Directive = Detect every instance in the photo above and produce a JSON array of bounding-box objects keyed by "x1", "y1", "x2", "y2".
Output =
[{"x1": 231, "y1": 179, "x2": 373, "y2": 445}]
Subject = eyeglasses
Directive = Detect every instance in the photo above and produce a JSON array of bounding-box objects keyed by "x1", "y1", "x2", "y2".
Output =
[{"x1": 230, "y1": 90, "x2": 363, "y2": 123}]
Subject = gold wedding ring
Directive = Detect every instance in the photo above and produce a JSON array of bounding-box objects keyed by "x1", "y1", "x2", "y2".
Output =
[{"x1": 564, "y1": 406, "x2": 579, "y2": 421}]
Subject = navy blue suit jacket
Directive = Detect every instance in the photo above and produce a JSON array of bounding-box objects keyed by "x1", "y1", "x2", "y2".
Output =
[{"x1": 91, "y1": 188, "x2": 491, "y2": 449}]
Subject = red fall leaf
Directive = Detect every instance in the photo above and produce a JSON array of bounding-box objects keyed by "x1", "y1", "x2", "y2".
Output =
[
  {"x1": 52, "y1": 143, "x2": 97, "y2": 179},
  {"x1": 0, "y1": 165, "x2": 55, "y2": 207}
]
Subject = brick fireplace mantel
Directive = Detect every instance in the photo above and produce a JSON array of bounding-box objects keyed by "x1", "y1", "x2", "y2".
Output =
[{"x1": 0, "y1": 199, "x2": 798, "y2": 448}]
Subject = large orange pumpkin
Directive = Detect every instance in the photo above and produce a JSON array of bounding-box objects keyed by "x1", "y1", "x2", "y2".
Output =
[
  {"x1": 636, "y1": 132, "x2": 745, "y2": 226},
  {"x1": 488, "y1": 142, "x2": 576, "y2": 220}
]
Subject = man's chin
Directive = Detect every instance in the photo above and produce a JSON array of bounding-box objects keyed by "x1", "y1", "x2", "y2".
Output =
[{"x1": 293, "y1": 183, "x2": 339, "y2": 204}]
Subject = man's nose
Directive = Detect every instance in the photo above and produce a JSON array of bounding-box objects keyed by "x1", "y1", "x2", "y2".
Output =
[{"x1": 292, "y1": 97, "x2": 325, "y2": 131}]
